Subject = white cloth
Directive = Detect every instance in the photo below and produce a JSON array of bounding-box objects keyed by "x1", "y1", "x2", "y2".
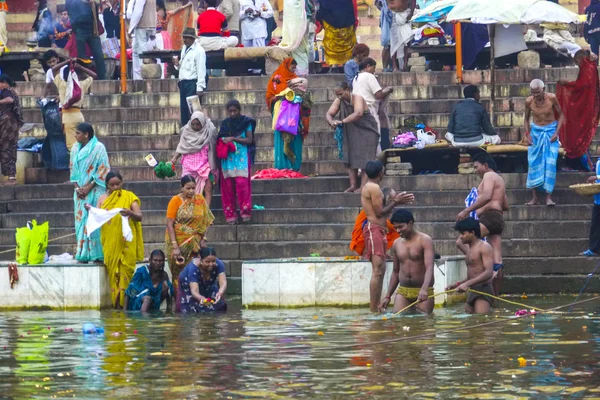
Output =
[
  {"x1": 127, "y1": 0, "x2": 148, "y2": 34},
  {"x1": 132, "y1": 28, "x2": 156, "y2": 80},
  {"x1": 0, "y1": 11, "x2": 7, "y2": 47},
  {"x1": 45, "y1": 68, "x2": 54, "y2": 84},
  {"x1": 391, "y1": 9, "x2": 413, "y2": 58},
  {"x1": 239, "y1": 0, "x2": 273, "y2": 41},
  {"x1": 242, "y1": 38, "x2": 266, "y2": 48},
  {"x1": 353, "y1": 72, "x2": 384, "y2": 146},
  {"x1": 445, "y1": 132, "x2": 502, "y2": 147},
  {"x1": 543, "y1": 28, "x2": 582, "y2": 57},
  {"x1": 86, "y1": 206, "x2": 133, "y2": 242},
  {"x1": 178, "y1": 41, "x2": 207, "y2": 92},
  {"x1": 198, "y1": 35, "x2": 239, "y2": 51}
]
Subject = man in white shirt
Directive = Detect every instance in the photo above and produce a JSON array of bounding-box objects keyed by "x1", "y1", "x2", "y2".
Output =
[
  {"x1": 352, "y1": 57, "x2": 393, "y2": 151},
  {"x1": 175, "y1": 28, "x2": 207, "y2": 126},
  {"x1": 239, "y1": 0, "x2": 273, "y2": 48},
  {"x1": 127, "y1": 0, "x2": 157, "y2": 80}
]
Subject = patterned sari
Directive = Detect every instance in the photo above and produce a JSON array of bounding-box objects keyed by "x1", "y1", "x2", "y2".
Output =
[
  {"x1": 166, "y1": 194, "x2": 215, "y2": 286},
  {"x1": 100, "y1": 189, "x2": 144, "y2": 308},
  {"x1": 70, "y1": 136, "x2": 110, "y2": 262}
]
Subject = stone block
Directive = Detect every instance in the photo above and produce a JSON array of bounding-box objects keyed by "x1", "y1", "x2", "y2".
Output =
[
  {"x1": 386, "y1": 169, "x2": 411, "y2": 176},
  {"x1": 408, "y1": 56, "x2": 426, "y2": 67},
  {"x1": 458, "y1": 162, "x2": 474, "y2": 169},
  {"x1": 410, "y1": 65, "x2": 426, "y2": 72},
  {"x1": 410, "y1": 52, "x2": 420, "y2": 58},
  {"x1": 517, "y1": 50, "x2": 540, "y2": 69},
  {"x1": 386, "y1": 162, "x2": 412, "y2": 170},
  {"x1": 386, "y1": 156, "x2": 401, "y2": 163},
  {"x1": 141, "y1": 64, "x2": 162, "y2": 80},
  {"x1": 458, "y1": 167, "x2": 476, "y2": 174}
]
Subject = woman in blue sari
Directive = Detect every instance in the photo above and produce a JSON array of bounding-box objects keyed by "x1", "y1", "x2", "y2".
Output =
[
  {"x1": 178, "y1": 247, "x2": 227, "y2": 313},
  {"x1": 123, "y1": 250, "x2": 174, "y2": 312},
  {"x1": 70, "y1": 122, "x2": 110, "y2": 262}
]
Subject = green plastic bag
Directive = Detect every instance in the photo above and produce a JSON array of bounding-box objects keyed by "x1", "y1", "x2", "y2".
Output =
[
  {"x1": 15, "y1": 222, "x2": 33, "y2": 264},
  {"x1": 28, "y1": 220, "x2": 49, "y2": 265}
]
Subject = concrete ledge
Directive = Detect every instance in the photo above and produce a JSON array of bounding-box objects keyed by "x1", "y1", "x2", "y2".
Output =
[{"x1": 242, "y1": 256, "x2": 467, "y2": 308}]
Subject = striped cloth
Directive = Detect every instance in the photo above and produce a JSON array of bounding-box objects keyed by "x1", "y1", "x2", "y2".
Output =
[{"x1": 465, "y1": 187, "x2": 479, "y2": 220}]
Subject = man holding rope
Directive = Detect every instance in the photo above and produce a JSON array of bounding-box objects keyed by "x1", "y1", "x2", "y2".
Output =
[
  {"x1": 378, "y1": 209, "x2": 435, "y2": 314},
  {"x1": 448, "y1": 218, "x2": 495, "y2": 314}
]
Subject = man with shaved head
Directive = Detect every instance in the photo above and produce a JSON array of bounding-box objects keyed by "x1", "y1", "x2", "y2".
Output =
[{"x1": 524, "y1": 79, "x2": 565, "y2": 206}]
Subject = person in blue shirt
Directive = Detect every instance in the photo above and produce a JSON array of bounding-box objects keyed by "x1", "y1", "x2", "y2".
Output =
[
  {"x1": 585, "y1": 0, "x2": 600, "y2": 58},
  {"x1": 344, "y1": 44, "x2": 370, "y2": 86},
  {"x1": 178, "y1": 247, "x2": 227, "y2": 313},
  {"x1": 123, "y1": 249, "x2": 175, "y2": 312},
  {"x1": 581, "y1": 159, "x2": 600, "y2": 256}
]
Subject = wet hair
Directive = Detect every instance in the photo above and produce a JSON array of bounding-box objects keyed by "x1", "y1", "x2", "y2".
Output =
[
  {"x1": 391, "y1": 209, "x2": 414, "y2": 224},
  {"x1": 43, "y1": 49, "x2": 60, "y2": 63},
  {"x1": 200, "y1": 247, "x2": 217, "y2": 259},
  {"x1": 150, "y1": 249, "x2": 165, "y2": 260},
  {"x1": 364, "y1": 160, "x2": 384, "y2": 179},
  {"x1": 336, "y1": 81, "x2": 350, "y2": 91},
  {"x1": 454, "y1": 217, "x2": 481, "y2": 238},
  {"x1": 463, "y1": 85, "x2": 479, "y2": 99},
  {"x1": 358, "y1": 57, "x2": 377, "y2": 71},
  {"x1": 472, "y1": 152, "x2": 497, "y2": 171},
  {"x1": 181, "y1": 175, "x2": 197, "y2": 187},
  {"x1": 226, "y1": 99, "x2": 241, "y2": 111},
  {"x1": 205, "y1": 0, "x2": 218, "y2": 7},
  {"x1": 105, "y1": 171, "x2": 123, "y2": 185},
  {"x1": 76, "y1": 122, "x2": 94, "y2": 138},
  {"x1": 37, "y1": 0, "x2": 48, "y2": 11},
  {"x1": 0, "y1": 74, "x2": 16, "y2": 88},
  {"x1": 352, "y1": 43, "x2": 370, "y2": 58},
  {"x1": 290, "y1": 58, "x2": 298, "y2": 66}
]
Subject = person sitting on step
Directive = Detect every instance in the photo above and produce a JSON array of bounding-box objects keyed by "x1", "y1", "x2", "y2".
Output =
[
  {"x1": 446, "y1": 85, "x2": 501, "y2": 148},
  {"x1": 197, "y1": 0, "x2": 238, "y2": 51}
]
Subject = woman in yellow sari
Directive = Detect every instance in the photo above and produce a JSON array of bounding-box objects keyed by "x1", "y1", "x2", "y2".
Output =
[
  {"x1": 97, "y1": 171, "x2": 144, "y2": 309},
  {"x1": 166, "y1": 175, "x2": 215, "y2": 293}
]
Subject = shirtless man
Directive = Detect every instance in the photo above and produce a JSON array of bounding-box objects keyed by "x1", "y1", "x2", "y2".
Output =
[
  {"x1": 457, "y1": 153, "x2": 508, "y2": 295},
  {"x1": 378, "y1": 209, "x2": 435, "y2": 314},
  {"x1": 446, "y1": 218, "x2": 495, "y2": 314},
  {"x1": 387, "y1": 0, "x2": 415, "y2": 71},
  {"x1": 362, "y1": 160, "x2": 415, "y2": 312},
  {"x1": 524, "y1": 78, "x2": 565, "y2": 206}
]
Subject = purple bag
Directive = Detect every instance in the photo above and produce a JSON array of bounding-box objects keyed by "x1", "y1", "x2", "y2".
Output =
[{"x1": 275, "y1": 100, "x2": 301, "y2": 135}]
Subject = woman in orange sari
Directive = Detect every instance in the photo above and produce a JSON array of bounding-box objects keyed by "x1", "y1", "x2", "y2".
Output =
[{"x1": 166, "y1": 175, "x2": 215, "y2": 292}]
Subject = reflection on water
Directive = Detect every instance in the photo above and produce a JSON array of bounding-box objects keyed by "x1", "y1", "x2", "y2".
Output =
[{"x1": 0, "y1": 297, "x2": 599, "y2": 398}]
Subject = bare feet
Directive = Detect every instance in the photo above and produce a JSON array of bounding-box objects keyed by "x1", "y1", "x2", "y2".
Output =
[
  {"x1": 344, "y1": 186, "x2": 358, "y2": 193},
  {"x1": 546, "y1": 197, "x2": 556, "y2": 207},
  {"x1": 525, "y1": 199, "x2": 539, "y2": 206}
]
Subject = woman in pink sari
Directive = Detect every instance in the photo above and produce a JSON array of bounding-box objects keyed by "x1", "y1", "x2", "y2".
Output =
[{"x1": 169, "y1": 111, "x2": 218, "y2": 207}]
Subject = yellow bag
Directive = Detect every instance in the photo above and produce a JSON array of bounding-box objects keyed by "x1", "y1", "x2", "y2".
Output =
[
  {"x1": 15, "y1": 222, "x2": 33, "y2": 264},
  {"x1": 27, "y1": 220, "x2": 49, "y2": 265}
]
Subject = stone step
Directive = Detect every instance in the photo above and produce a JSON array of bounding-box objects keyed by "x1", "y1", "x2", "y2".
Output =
[
  {"x1": 504, "y1": 256, "x2": 598, "y2": 275},
  {"x1": 503, "y1": 275, "x2": 600, "y2": 294},
  {"x1": 2, "y1": 188, "x2": 590, "y2": 214},
  {"x1": 20, "y1": 82, "x2": 555, "y2": 109}
]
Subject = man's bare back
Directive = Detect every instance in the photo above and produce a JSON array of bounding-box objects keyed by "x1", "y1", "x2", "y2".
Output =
[
  {"x1": 476, "y1": 171, "x2": 508, "y2": 216},
  {"x1": 393, "y1": 232, "x2": 434, "y2": 288},
  {"x1": 361, "y1": 181, "x2": 388, "y2": 228},
  {"x1": 525, "y1": 93, "x2": 558, "y2": 127}
]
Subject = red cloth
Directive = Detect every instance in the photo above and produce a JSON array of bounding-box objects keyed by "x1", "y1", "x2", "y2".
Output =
[
  {"x1": 251, "y1": 168, "x2": 306, "y2": 180},
  {"x1": 197, "y1": 9, "x2": 227, "y2": 36},
  {"x1": 216, "y1": 138, "x2": 236, "y2": 159},
  {"x1": 557, "y1": 57, "x2": 600, "y2": 159}
]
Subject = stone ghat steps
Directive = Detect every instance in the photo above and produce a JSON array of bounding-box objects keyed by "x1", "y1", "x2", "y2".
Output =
[
  {"x1": 2, "y1": 173, "x2": 590, "y2": 199},
  {"x1": 18, "y1": 82, "x2": 563, "y2": 110},
  {"x1": 0, "y1": 220, "x2": 591, "y2": 247},
  {"x1": 1, "y1": 188, "x2": 591, "y2": 214},
  {"x1": 15, "y1": 69, "x2": 580, "y2": 97},
  {"x1": 0, "y1": 238, "x2": 590, "y2": 263},
  {"x1": 503, "y1": 275, "x2": 600, "y2": 294}
]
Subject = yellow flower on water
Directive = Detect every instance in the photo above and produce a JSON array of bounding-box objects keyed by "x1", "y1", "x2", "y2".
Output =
[
  {"x1": 518, "y1": 357, "x2": 527, "y2": 366},
  {"x1": 317, "y1": 331, "x2": 324, "y2": 336}
]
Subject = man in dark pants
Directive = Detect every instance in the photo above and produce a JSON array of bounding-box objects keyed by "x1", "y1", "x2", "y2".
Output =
[
  {"x1": 585, "y1": 0, "x2": 600, "y2": 57},
  {"x1": 581, "y1": 160, "x2": 600, "y2": 257},
  {"x1": 174, "y1": 27, "x2": 207, "y2": 126},
  {"x1": 66, "y1": 0, "x2": 106, "y2": 80}
]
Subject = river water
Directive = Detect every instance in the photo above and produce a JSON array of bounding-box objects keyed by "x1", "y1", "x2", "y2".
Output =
[{"x1": 0, "y1": 296, "x2": 599, "y2": 399}]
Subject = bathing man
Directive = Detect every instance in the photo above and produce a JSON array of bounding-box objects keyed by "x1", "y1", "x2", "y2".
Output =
[
  {"x1": 447, "y1": 218, "x2": 494, "y2": 314},
  {"x1": 524, "y1": 78, "x2": 564, "y2": 207},
  {"x1": 456, "y1": 152, "x2": 508, "y2": 296},
  {"x1": 361, "y1": 160, "x2": 415, "y2": 312},
  {"x1": 378, "y1": 209, "x2": 435, "y2": 314}
]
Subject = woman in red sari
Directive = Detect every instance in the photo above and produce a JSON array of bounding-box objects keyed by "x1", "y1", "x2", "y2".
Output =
[{"x1": 557, "y1": 49, "x2": 600, "y2": 171}]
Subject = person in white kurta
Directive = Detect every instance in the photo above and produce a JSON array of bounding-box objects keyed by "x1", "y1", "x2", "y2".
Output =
[{"x1": 239, "y1": 0, "x2": 273, "y2": 48}]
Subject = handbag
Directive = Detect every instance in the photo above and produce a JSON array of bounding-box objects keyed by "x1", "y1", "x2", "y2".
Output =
[
  {"x1": 274, "y1": 99, "x2": 301, "y2": 135},
  {"x1": 101, "y1": 36, "x2": 120, "y2": 59}
]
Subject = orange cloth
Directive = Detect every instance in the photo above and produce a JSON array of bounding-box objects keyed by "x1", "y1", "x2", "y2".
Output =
[
  {"x1": 349, "y1": 210, "x2": 400, "y2": 256},
  {"x1": 166, "y1": 195, "x2": 183, "y2": 219},
  {"x1": 265, "y1": 58, "x2": 298, "y2": 110}
]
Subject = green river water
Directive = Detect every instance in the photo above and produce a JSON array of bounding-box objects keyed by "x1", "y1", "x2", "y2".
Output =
[{"x1": 0, "y1": 296, "x2": 599, "y2": 399}]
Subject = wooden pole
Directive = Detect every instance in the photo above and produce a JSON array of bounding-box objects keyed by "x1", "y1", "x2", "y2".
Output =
[
  {"x1": 120, "y1": 0, "x2": 127, "y2": 93},
  {"x1": 489, "y1": 24, "x2": 496, "y2": 124},
  {"x1": 455, "y1": 22, "x2": 463, "y2": 83}
]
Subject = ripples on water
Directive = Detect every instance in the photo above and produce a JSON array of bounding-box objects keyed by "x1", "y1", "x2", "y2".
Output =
[{"x1": 0, "y1": 296, "x2": 599, "y2": 399}]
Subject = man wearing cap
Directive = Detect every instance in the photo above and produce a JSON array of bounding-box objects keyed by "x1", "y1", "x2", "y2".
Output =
[{"x1": 175, "y1": 28, "x2": 207, "y2": 126}]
